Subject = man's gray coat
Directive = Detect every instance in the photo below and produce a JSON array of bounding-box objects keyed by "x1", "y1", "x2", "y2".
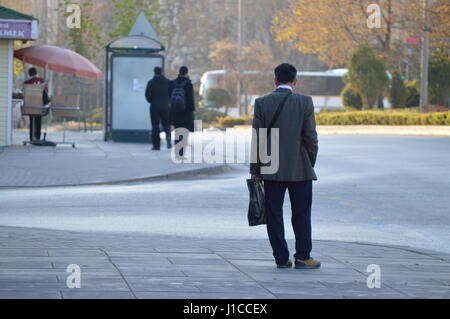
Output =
[{"x1": 250, "y1": 88, "x2": 319, "y2": 182}]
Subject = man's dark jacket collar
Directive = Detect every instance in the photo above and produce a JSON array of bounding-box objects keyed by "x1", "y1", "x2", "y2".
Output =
[{"x1": 274, "y1": 87, "x2": 293, "y2": 93}]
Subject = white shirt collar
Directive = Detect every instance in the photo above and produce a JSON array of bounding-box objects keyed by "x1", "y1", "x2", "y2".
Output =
[{"x1": 277, "y1": 85, "x2": 293, "y2": 91}]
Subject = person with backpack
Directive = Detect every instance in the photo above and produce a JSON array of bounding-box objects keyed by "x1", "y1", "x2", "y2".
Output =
[
  {"x1": 169, "y1": 66, "x2": 195, "y2": 157},
  {"x1": 145, "y1": 67, "x2": 171, "y2": 150}
]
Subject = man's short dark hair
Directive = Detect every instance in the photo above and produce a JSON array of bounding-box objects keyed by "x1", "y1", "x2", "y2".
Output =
[
  {"x1": 28, "y1": 67, "x2": 37, "y2": 77},
  {"x1": 179, "y1": 66, "x2": 189, "y2": 76},
  {"x1": 154, "y1": 67, "x2": 162, "y2": 75},
  {"x1": 275, "y1": 63, "x2": 297, "y2": 84}
]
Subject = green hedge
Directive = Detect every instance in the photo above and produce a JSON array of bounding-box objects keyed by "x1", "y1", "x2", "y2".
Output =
[
  {"x1": 216, "y1": 116, "x2": 253, "y2": 128},
  {"x1": 316, "y1": 109, "x2": 450, "y2": 126},
  {"x1": 215, "y1": 110, "x2": 450, "y2": 127},
  {"x1": 196, "y1": 108, "x2": 226, "y2": 124}
]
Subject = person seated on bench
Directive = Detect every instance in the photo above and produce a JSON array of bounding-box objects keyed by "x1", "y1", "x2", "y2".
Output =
[{"x1": 23, "y1": 67, "x2": 50, "y2": 142}]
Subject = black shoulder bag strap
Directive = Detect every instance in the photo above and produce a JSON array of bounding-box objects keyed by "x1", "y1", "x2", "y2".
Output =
[{"x1": 267, "y1": 92, "x2": 292, "y2": 136}]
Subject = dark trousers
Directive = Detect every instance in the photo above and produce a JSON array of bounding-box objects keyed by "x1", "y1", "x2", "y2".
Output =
[
  {"x1": 150, "y1": 107, "x2": 171, "y2": 149},
  {"x1": 29, "y1": 116, "x2": 42, "y2": 141},
  {"x1": 174, "y1": 132, "x2": 189, "y2": 157},
  {"x1": 264, "y1": 180, "x2": 313, "y2": 264},
  {"x1": 172, "y1": 111, "x2": 194, "y2": 157}
]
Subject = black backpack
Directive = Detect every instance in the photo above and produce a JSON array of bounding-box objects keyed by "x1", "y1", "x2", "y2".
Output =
[{"x1": 170, "y1": 81, "x2": 186, "y2": 112}]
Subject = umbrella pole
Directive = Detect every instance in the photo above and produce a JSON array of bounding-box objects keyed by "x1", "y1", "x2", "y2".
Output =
[
  {"x1": 48, "y1": 69, "x2": 54, "y2": 97},
  {"x1": 43, "y1": 66, "x2": 54, "y2": 97},
  {"x1": 43, "y1": 66, "x2": 46, "y2": 80},
  {"x1": 41, "y1": 66, "x2": 56, "y2": 146}
]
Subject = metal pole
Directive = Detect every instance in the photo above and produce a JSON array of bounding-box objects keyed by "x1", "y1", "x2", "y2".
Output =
[
  {"x1": 104, "y1": 49, "x2": 109, "y2": 141},
  {"x1": 237, "y1": 0, "x2": 244, "y2": 116},
  {"x1": 419, "y1": 0, "x2": 430, "y2": 112}
]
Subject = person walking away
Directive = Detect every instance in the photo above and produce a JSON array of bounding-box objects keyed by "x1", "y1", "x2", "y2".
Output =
[
  {"x1": 169, "y1": 66, "x2": 195, "y2": 158},
  {"x1": 250, "y1": 63, "x2": 320, "y2": 270},
  {"x1": 23, "y1": 67, "x2": 50, "y2": 142},
  {"x1": 145, "y1": 67, "x2": 172, "y2": 150}
]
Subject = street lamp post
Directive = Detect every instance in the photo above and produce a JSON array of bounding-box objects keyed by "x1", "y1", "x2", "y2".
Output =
[
  {"x1": 419, "y1": 0, "x2": 432, "y2": 112},
  {"x1": 237, "y1": 0, "x2": 244, "y2": 116}
]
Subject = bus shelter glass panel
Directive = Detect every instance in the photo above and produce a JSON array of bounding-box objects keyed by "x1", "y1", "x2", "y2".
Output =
[{"x1": 112, "y1": 55, "x2": 163, "y2": 131}]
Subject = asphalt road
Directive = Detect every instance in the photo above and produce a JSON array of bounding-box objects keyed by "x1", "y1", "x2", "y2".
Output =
[{"x1": 1, "y1": 135, "x2": 449, "y2": 254}]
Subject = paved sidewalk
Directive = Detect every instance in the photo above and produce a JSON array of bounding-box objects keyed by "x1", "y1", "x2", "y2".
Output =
[
  {"x1": 0, "y1": 225, "x2": 449, "y2": 299},
  {"x1": 0, "y1": 130, "x2": 226, "y2": 188}
]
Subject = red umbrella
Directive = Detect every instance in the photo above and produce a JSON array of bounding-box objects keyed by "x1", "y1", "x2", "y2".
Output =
[{"x1": 14, "y1": 45, "x2": 103, "y2": 79}]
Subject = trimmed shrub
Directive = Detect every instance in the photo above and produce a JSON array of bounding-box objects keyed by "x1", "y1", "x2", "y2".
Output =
[
  {"x1": 344, "y1": 44, "x2": 389, "y2": 109},
  {"x1": 389, "y1": 71, "x2": 407, "y2": 109},
  {"x1": 196, "y1": 108, "x2": 226, "y2": 124},
  {"x1": 429, "y1": 51, "x2": 450, "y2": 107},
  {"x1": 214, "y1": 110, "x2": 450, "y2": 126},
  {"x1": 405, "y1": 81, "x2": 420, "y2": 108},
  {"x1": 341, "y1": 85, "x2": 363, "y2": 109},
  {"x1": 205, "y1": 87, "x2": 233, "y2": 111},
  {"x1": 216, "y1": 116, "x2": 253, "y2": 128},
  {"x1": 315, "y1": 109, "x2": 450, "y2": 126}
]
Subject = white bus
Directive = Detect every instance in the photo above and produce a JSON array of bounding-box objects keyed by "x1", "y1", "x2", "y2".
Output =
[
  {"x1": 200, "y1": 68, "x2": 391, "y2": 112},
  {"x1": 298, "y1": 69, "x2": 347, "y2": 111}
]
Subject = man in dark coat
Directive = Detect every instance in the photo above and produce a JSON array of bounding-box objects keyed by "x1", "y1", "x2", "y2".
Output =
[
  {"x1": 145, "y1": 67, "x2": 171, "y2": 150},
  {"x1": 250, "y1": 63, "x2": 320, "y2": 270},
  {"x1": 169, "y1": 66, "x2": 195, "y2": 157}
]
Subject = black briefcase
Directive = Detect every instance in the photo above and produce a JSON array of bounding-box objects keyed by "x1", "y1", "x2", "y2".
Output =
[{"x1": 246, "y1": 179, "x2": 266, "y2": 226}]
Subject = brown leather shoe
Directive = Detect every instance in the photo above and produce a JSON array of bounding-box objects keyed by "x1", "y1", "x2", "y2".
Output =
[
  {"x1": 295, "y1": 258, "x2": 321, "y2": 269},
  {"x1": 277, "y1": 259, "x2": 293, "y2": 269}
]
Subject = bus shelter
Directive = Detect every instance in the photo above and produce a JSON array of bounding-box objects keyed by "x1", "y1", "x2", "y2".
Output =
[{"x1": 104, "y1": 14, "x2": 165, "y2": 143}]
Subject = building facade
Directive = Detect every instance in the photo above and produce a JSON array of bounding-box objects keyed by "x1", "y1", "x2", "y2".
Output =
[
  {"x1": 0, "y1": 39, "x2": 12, "y2": 146},
  {"x1": 0, "y1": 5, "x2": 38, "y2": 146}
]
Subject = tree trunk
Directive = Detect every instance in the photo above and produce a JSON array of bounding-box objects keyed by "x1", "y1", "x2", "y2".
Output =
[{"x1": 378, "y1": 95, "x2": 385, "y2": 109}]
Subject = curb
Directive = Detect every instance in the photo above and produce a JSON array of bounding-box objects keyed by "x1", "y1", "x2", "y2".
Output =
[{"x1": 0, "y1": 164, "x2": 230, "y2": 189}]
